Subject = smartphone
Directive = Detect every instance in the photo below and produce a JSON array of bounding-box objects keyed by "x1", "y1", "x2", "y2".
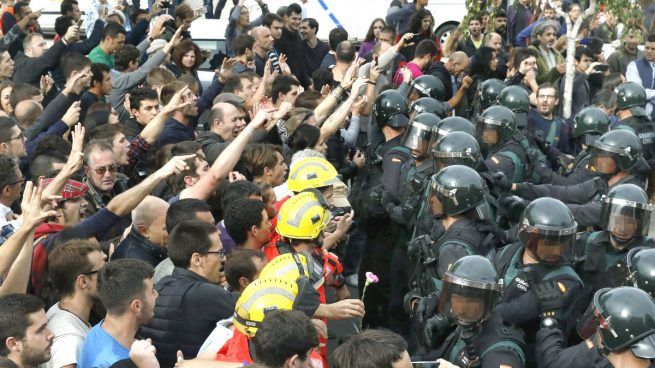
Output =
[
  {"x1": 374, "y1": 56, "x2": 379, "y2": 66},
  {"x1": 77, "y1": 19, "x2": 83, "y2": 27},
  {"x1": 410, "y1": 34, "x2": 420, "y2": 43},
  {"x1": 161, "y1": 1, "x2": 171, "y2": 8},
  {"x1": 593, "y1": 64, "x2": 609, "y2": 72}
]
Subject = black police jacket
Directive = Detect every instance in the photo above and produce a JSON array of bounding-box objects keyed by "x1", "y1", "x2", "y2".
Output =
[
  {"x1": 139, "y1": 267, "x2": 238, "y2": 367},
  {"x1": 536, "y1": 325, "x2": 606, "y2": 368},
  {"x1": 111, "y1": 227, "x2": 167, "y2": 268}
]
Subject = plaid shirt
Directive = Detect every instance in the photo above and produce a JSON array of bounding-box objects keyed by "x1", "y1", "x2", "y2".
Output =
[{"x1": 128, "y1": 135, "x2": 152, "y2": 165}]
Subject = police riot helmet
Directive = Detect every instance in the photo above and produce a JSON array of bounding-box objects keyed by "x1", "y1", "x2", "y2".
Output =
[
  {"x1": 438, "y1": 255, "x2": 503, "y2": 326},
  {"x1": 626, "y1": 248, "x2": 655, "y2": 298},
  {"x1": 498, "y1": 85, "x2": 530, "y2": 113},
  {"x1": 518, "y1": 197, "x2": 577, "y2": 265},
  {"x1": 373, "y1": 90, "x2": 410, "y2": 129},
  {"x1": 410, "y1": 97, "x2": 449, "y2": 118},
  {"x1": 431, "y1": 131, "x2": 482, "y2": 169},
  {"x1": 410, "y1": 74, "x2": 446, "y2": 101},
  {"x1": 428, "y1": 117, "x2": 476, "y2": 152},
  {"x1": 476, "y1": 105, "x2": 517, "y2": 149},
  {"x1": 478, "y1": 78, "x2": 506, "y2": 109},
  {"x1": 600, "y1": 184, "x2": 653, "y2": 243},
  {"x1": 577, "y1": 287, "x2": 655, "y2": 359},
  {"x1": 401, "y1": 112, "x2": 441, "y2": 160},
  {"x1": 591, "y1": 130, "x2": 642, "y2": 174},
  {"x1": 611, "y1": 81, "x2": 647, "y2": 117},
  {"x1": 573, "y1": 106, "x2": 611, "y2": 146},
  {"x1": 427, "y1": 165, "x2": 489, "y2": 220}
]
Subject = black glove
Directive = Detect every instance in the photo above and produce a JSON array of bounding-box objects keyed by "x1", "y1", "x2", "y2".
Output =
[
  {"x1": 592, "y1": 176, "x2": 609, "y2": 196},
  {"x1": 423, "y1": 313, "x2": 456, "y2": 348},
  {"x1": 500, "y1": 195, "x2": 527, "y2": 223},
  {"x1": 415, "y1": 292, "x2": 440, "y2": 327},
  {"x1": 556, "y1": 154, "x2": 573, "y2": 171},
  {"x1": 381, "y1": 190, "x2": 398, "y2": 208},
  {"x1": 407, "y1": 234, "x2": 433, "y2": 260},
  {"x1": 532, "y1": 130, "x2": 547, "y2": 151},
  {"x1": 368, "y1": 184, "x2": 383, "y2": 206},
  {"x1": 534, "y1": 280, "x2": 566, "y2": 320},
  {"x1": 492, "y1": 172, "x2": 512, "y2": 192}
]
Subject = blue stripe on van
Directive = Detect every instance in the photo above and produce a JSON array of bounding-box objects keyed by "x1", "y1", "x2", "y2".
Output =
[{"x1": 316, "y1": 0, "x2": 343, "y2": 28}]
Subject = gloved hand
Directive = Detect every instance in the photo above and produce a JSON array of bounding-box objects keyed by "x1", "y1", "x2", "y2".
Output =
[
  {"x1": 415, "y1": 292, "x2": 440, "y2": 327},
  {"x1": 423, "y1": 313, "x2": 456, "y2": 348},
  {"x1": 500, "y1": 195, "x2": 527, "y2": 223},
  {"x1": 556, "y1": 154, "x2": 573, "y2": 172},
  {"x1": 534, "y1": 280, "x2": 566, "y2": 320},
  {"x1": 492, "y1": 172, "x2": 512, "y2": 192},
  {"x1": 407, "y1": 234, "x2": 433, "y2": 260},
  {"x1": 592, "y1": 177, "x2": 609, "y2": 196},
  {"x1": 532, "y1": 130, "x2": 548, "y2": 151},
  {"x1": 381, "y1": 190, "x2": 399, "y2": 209},
  {"x1": 368, "y1": 184, "x2": 383, "y2": 206}
]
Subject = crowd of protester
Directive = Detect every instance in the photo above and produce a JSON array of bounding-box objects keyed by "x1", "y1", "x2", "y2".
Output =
[{"x1": 3, "y1": 0, "x2": 655, "y2": 367}]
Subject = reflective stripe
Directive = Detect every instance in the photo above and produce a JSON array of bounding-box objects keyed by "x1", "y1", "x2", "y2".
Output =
[
  {"x1": 240, "y1": 286, "x2": 295, "y2": 310},
  {"x1": 286, "y1": 200, "x2": 322, "y2": 228}
]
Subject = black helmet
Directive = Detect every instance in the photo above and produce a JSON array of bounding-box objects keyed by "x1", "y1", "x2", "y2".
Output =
[
  {"x1": 476, "y1": 105, "x2": 517, "y2": 148},
  {"x1": 401, "y1": 112, "x2": 441, "y2": 159},
  {"x1": 591, "y1": 130, "x2": 642, "y2": 174},
  {"x1": 428, "y1": 165, "x2": 489, "y2": 219},
  {"x1": 573, "y1": 106, "x2": 610, "y2": 146},
  {"x1": 627, "y1": 248, "x2": 655, "y2": 297},
  {"x1": 498, "y1": 85, "x2": 530, "y2": 113},
  {"x1": 478, "y1": 78, "x2": 506, "y2": 109},
  {"x1": 428, "y1": 117, "x2": 476, "y2": 151},
  {"x1": 600, "y1": 184, "x2": 653, "y2": 244},
  {"x1": 612, "y1": 81, "x2": 647, "y2": 117},
  {"x1": 578, "y1": 287, "x2": 655, "y2": 359},
  {"x1": 431, "y1": 131, "x2": 483, "y2": 169},
  {"x1": 410, "y1": 97, "x2": 449, "y2": 118},
  {"x1": 518, "y1": 197, "x2": 577, "y2": 265},
  {"x1": 438, "y1": 255, "x2": 502, "y2": 326},
  {"x1": 410, "y1": 75, "x2": 446, "y2": 101},
  {"x1": 373, "y1": 90, "x2": 409, "y2": 129}
]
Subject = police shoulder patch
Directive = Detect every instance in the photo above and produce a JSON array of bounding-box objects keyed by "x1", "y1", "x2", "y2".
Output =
[
  {"x1": 391, "y1": 157, "x2": 402, "y2": 163},
  {"x1": 491, "y1": 156, "x2": 500, "y2": 164}
]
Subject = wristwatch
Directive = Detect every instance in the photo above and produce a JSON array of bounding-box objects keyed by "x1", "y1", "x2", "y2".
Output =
[{"x1": 541, "y1": 317, "x2": 558, "y2": 329}]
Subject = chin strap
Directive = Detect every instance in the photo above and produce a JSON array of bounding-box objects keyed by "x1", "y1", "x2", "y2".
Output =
[{"x1": 457, "y1": 324, "x2": 481, "y2": 368}]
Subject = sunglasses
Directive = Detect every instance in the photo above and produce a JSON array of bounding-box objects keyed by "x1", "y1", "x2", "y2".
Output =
[{"x1": 93, "y1": 165, "x2": 118, "y2": 175}]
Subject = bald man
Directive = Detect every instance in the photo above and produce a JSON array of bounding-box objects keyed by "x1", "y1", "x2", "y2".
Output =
[
  {"x1": 14, "y1": 100, "x2": 43, "y2": 130},
  {"x1": 111, "y1": 195, "x2": 170, "y2": 267},
  {"x1": 252, "y1": 26, "x2": 278, "y2": 76},
  {"x1": 196, "y1": 102, "x2": 247, "y2": 165},
  {"x1": 426, "y1": 51, "x2": 472, "y2": 108}
]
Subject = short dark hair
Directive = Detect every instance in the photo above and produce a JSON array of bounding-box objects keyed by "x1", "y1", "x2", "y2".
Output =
[
  {"x1": 97, "y1": 259, "x2": 154, "y2": 315},
  {"x1": 101, "y1": 22, "x2": 126, "y2": 41},
  {"x1": 0, "y1": 294, "x2": 44, "y2": 356},
  {"x1": 48, "y1": 240, "x2": 102, "y2": 297},
  {"x1": 379, "y1": 26, "x2": 396, "y2": 41},
  {"x1": 272, "y1": 75, "x2": 300, "y2": 104},
  {"x1": 0, "y1": 155, "x2": 19, "y2": 192},
  {"x1": 220, "y1": 180, "x2": 262, "y2": 211},
  {"x1": 574, "y1": 45, "x2": 595, "y2": 61},
  {"x1": 114, "y1": 44, "x2": 140, "y2": 71},
  {"x1": 262, "y1": 13, "x2": 283, "y2": 28},
  {"x1": 224, "y1": 248, "x2": 266, "y2": 290},
  {"x1": 286, "y1": 3, "x2": 301, "y2": 16},
  {"x1": 87, "y1": 124, "x2": 122, "y2": 146},
  {"x1": 55, "y1": 15, "x2": 74, "y2": 37},
  {"x1": 233, "y1": 34, "x2": 255, "y2": 57},
  {"x1": 130, "y1": 9, "x2": 148, "y2": 27},
  {"x1": 415, "y1": 39, "x2": 438, "y2": 59},
  {"x1": 333, "y1": 329, "x2": 408, "y2": 368},
  {"x1": 288, "y1": 124, "x2": 320, "y2": 154},
  {"x1": 224, "y1": 199, "x2": 265, "y2": 245},
  {"x1": 168, "y1": 220, "x2": 218, "y2": 268},
  {"x1": 242, "y1": 144, "x2": 284, "y2": 178},
  {"x1": 13, "y1": 1, "x2": 29, "y2": 18},
  {"x1": 174, "y1": 3, "x2": 194, "y2": 21},
  {"x1": 253, "y1": 310, "x2": 319, "y2": 367},
  {"x1": 0, "y1": 117, "x2": 17, "y2": 142},
  {"x1": 512, "y1": 47, "x2": 538, "y2": 69},
  {"x1": 302, "y1": 18, "x2": 319, "y2": 33},
  {"x1": 537, "y1": 82, "x2": 559, "y2": 96},
  {"x1": 60, "y1": 0, "x2": 78, "y2": 15},
  {"x1": 328, "y1": 27, "x2": 349, "y2": 50},
  {"x1": 295, "y1": 90, "x2": 322, "y2": 109},
  {"x1": 129, "y1": 87, "x2": 159, "y2": 110},
  {"x1": 9, "y1": 83, "x2": 40, "y2": 110},
  {"x1": 222, "y1": 75, "x2": 247, "y2": 94},
  {"x1": 335, "y1": 41, "x2": 355, "y2": 63},
  {"x1": 160, "y1": 81, "x2": 187, "y2": 106},
  {"x1": 62, "y1": 52, "x2": 91, "y2": 80},
  {"x1": 29, "y1": 151, "x2": 66, "y2": 180},
  {"x1": 91, "y1": 62, "x2": 111, "y2": 87},
  {"x1": 166, "y1": 198, "x2": 212, "y2": 232}
]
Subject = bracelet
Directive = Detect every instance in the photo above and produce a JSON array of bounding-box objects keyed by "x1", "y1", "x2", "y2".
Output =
[{"x1": 367, "y1": 81, "x2": 377, "y2": 85}]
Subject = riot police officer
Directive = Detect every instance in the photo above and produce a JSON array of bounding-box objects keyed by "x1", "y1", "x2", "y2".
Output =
[
  {"x1": 625, "y1": 247, "x2": 655, "y2": 297},
  {"x1": 425, "y1": 255, "x2": 526, "y2": 367},
  {"x1": 410, "y1": 97, "x2": 449, "y2": 119},
  {"x1": 493, "y1": 197, "x2": 583, "y2": 365},
  {"x1": 476, "y1": 105, "x2": 529, "y2": 183},
  {"x1": 612, "y1": 81, "x2": 655, "y2": 166},
  {"x1": 470, "y1": 78, "x2": 506, "y2": 122},
  {"x1": 431, "y1": 131, "x2": 483, "y2": 170},
  {"x1": 574, "y1": 184, "x2": 655, "y2": 320},
  {"x1": 357, "y1": 89, "x2": 412, "y2": 331},
  {"x1": 408, "y1": 74, "x2": 446, "y2": 102},
  {"x1": 498, "y1": 85, "x2": 530, "y2": 130}
]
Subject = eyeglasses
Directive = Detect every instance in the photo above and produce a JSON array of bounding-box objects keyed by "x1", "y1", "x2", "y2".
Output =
[
  {"x1": 201, "y1": 249, "x2": 225, "y2": 257},
  {"x1": 2, "y1": 133, "x2": 23, "y2": 143},
  {"x1": 537, "y1": 95, "x2": 557, "y2": 100},
  {"x1": 93, "y1": 165, "x2": 118, "y2": 175},
  {"x1": 83, "y1": 269, "x2": 100, "y2": 276},
  {"x1": 10, "y1": 177, "x2": 25, "y2": 186}
]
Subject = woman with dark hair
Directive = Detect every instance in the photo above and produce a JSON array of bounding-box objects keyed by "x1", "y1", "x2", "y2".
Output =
[
  {"x1": 358, "y1": 18, "x2": 386, "y2": 58},
  {"x1": 467, "y1": 46, "x2": 503, "y2": 105},
  {"x1": 225, "y1": 0, "x2": 270, "y2": 56},
  {"x1": 400, "y1": 8, "x2": 441, "y2": 61},
  {"x1": 0, "y1": 80, "x2": 13, "y2": 116},
  {"x1": 288, "y1": 124, "x2": 326, "y2": 158},
  {"x1": 168, "y1": 40, "x2": 205, "y2": 95}
]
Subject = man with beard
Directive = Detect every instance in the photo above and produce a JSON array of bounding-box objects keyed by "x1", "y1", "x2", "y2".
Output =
[
  {"x1": 449, "y1": 16, "x2": 483, "y2": 57},
  {"x1": 528, "y1": 83, "x2": 571, "y2": 154},
  {"x1": 77, "y1": 259, "x2": 157, "y2": 368},
  {"x1": 156, "y1": 81, "x2": 200, "y2": 146},
  {"x1": 232, "y1": 34, "x2": 255, "y2": 74},
  {"x1": 608, "y1": 26, "x2": 644, "y2": 75},
  {"x1": 44, "y1": 240, "x2": 107, "y2": 368},
  {"x1": 0, "y1": 294, "x2": 54, "y2": 368},
  {"x1": 299, "y1": 18, "x2": 328, "y2": 76},
  {"x1": 528, "y1": 21, "x2": 565, "y2": 84}
]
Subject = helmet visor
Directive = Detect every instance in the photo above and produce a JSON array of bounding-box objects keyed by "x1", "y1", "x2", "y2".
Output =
[
  {"x1": 438, "y1": 273, "x2": 500, "y2": 325},
  {"x1": 401, "y1": 121, "x2": 433, "y2": 153},
  {"x1": 601, "y1": 198, "x2": 653, "y2": 238},
  {"x1": 476, "y1": 123, "x2": 500, "y2": 145},
  {"x1": 519, "y1": 224, "x2": 577, "y2": 265},
  {"x1": 591, "y1": 148, "x2": 619, "y2": 174},
  {"x1": 581, "y1": 133, "x2": 602, "y2": 146},
  {"x1": 577, "y1": 299, "x2": 618, "y2": 341},
  {"x1": 432, "y1": 147, "x2": 479, "y2": 169}
]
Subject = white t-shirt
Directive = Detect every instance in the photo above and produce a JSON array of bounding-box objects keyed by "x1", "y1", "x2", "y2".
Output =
[{"x1": 41, "y1": 302, "x2": 91, "y2": 368}]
